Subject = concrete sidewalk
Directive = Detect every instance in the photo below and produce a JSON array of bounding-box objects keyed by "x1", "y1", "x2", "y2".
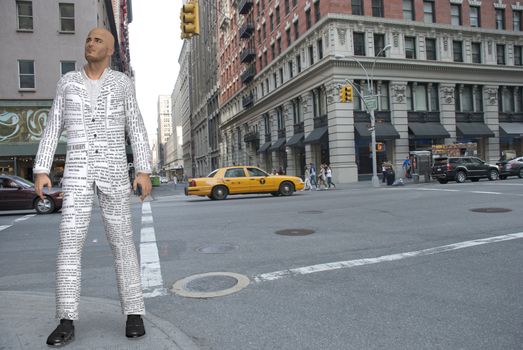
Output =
[{"x1": 0, "y1": 291, "x2": 199, "y2": 350}]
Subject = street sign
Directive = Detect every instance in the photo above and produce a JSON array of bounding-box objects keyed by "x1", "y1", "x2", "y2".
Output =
[{"x1": 363, "y1": 95, "x2": 378, "y2": 111}]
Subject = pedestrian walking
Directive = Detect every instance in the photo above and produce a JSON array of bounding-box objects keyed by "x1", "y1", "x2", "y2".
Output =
[
  {"x1": 34, "y1": 27, "x2": 151, "y2": 347},
  {"x1": 317, "y1": 164, "x2": 328, "y2": 190},
  {"x1": 303, "y1": 165, "x2": 312, "y2": 190},
  {"x1": 326, "y1": 165, "x2": 336, "y2": 188},
  {"x1": 402, "y1": 156, "x2": 412, "y2": 179},
  {"x1": 309, "y1": 163, "x2": 317, "y2": 189}
]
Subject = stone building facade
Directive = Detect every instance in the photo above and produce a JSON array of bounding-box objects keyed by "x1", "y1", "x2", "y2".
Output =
[{"x1": 216, "y1": 0, "x2": 523, "y2": 182}]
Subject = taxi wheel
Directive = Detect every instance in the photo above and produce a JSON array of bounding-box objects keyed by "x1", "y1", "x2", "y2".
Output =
[
  {"x1": 279, "y1": 181, "x2": 294, "y2": 196},
  {"x1": 211, "y1": 186, "x2": 228, "y2": 200}
]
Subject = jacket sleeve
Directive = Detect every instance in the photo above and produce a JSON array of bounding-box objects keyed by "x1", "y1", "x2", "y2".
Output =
[
  {"x1": 125, "y1": 78, "x2": 152, "y2": 174},
  {"x1": 33, "y1": 78, "x2": 66, "y2": 175}
]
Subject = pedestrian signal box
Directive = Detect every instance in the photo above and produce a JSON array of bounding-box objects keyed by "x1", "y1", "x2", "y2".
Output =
[
  {"x1": 339, "y1": 85, "x2": 353, "y2": 103},
  {"x1": 370, "y1": 143, "x2": 385, "y2": 152},
  {"x1": 180, "y1": 0, "x2": 199, "y2": 39}
]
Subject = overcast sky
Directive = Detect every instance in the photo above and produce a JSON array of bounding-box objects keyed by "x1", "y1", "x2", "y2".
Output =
[{"x1": 128, "y1": 0, "x2": 183, "y2": 146}]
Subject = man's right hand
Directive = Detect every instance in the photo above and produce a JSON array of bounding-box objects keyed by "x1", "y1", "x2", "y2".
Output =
[{"x1": 34, "y1": 173, "x2": 52, "y2": 200}]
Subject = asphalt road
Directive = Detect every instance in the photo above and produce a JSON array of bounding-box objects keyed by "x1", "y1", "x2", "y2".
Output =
[{"x1": 1, "y1": 179, "x2": 522, "y2": 349}]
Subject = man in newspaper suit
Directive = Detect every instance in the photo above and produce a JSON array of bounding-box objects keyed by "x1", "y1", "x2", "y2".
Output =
[{"x1": 34, "y1": 28, "x2": 152, "y2": 347}]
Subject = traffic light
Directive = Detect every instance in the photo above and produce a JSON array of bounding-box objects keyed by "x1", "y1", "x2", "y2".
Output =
[
  {"x1": 340, "y1": 85, "x2": 348, "y2": 103},
  {"x1": 339, "y1": 85, "x2": 354, "y2": 103},
  {"x1": 376, "y1": 142, "x2": 385, "y2": 152},
  {"x1": 180, "y1": 0, "x2": 199, "y2": 39},
  {"x1": 346, "y1": 85, "x2": 353, "y2": 102}
]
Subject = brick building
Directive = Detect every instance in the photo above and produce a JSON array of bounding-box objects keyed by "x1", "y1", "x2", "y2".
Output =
[{"x1": 217, "y1": 0, "x2": 523, "y2": 182}]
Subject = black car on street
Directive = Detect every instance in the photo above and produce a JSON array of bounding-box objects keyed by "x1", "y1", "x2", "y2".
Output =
[{"x1": 431, "y1": 157, "x2": 499, "y2": 184}]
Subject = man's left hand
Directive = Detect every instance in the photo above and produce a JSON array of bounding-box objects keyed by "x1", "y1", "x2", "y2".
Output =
[{"x1": 133, "y1": 173, "x2": 152, "y2": 201}]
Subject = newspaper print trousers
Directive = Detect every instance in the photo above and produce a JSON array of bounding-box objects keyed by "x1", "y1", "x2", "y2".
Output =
[{"x1": 55, "y1": 184, "x2": 145, "y2": 320}]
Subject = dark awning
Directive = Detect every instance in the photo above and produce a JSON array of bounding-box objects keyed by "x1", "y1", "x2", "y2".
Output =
[
  {"x1": 258, "y1": 141, "x2": 272, "y2": 153},
  {"x1": 354, "y1": 122, "x2": 400, "y2": 139},
  {"x1": 409, "y1": 122, "x2": 450, "y2": 138},
  {"x1": 303, "y1": 126, "x2": 328, "y2": 144},
  {"x1": 269, "y1": 138, "x2": 286, "y2": 151},
  {"x1": 286, "y1": 132, "x2": 304, "y2": 148},
  {"x1": 456, "y1": 122, "x2": 494, "y2": 137},
  {"x1": 499, "y1": 122, "x2": 523, "y2": 137}
]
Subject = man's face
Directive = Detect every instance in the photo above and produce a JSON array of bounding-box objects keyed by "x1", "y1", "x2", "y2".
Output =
[{"x1": 84, "y1": 29, "x2": 114, "y2": 63}]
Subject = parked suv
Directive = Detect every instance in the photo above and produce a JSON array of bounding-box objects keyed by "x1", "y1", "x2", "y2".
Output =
[{"x1": 431, "y1": 157, "x2": 499, "y2": 184}]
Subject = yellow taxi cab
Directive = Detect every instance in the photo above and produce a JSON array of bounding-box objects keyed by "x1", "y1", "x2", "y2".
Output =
[{"x1": 184, "y1": 166, "x2": 305, "y2": 200}]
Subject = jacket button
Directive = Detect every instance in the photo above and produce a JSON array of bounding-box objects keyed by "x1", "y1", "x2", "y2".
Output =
[
  {"x1": 91, "y1": 118, "x2": 95, "y2": 122},
  {"x1": 95, "y1": 150, "x2": 98, "y2": 154},
  {"x1": 93, "y1": 134, "x2": 97, "y2": 138}
]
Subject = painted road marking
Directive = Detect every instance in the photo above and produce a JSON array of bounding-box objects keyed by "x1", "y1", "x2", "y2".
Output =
[
  {"x1": 0, "y1": 214, "x2": 36, "y2": 232},
  {"x1": 469, "y1": 191, "x2": 503, "y2": 195},
  {"x1": 139, "y1": 202, "x2": 168, "y2": 298},
  {"x1": 253, "y1": 232, "x2": 523, "y2": 283},
  {"x1": 415, "y1": 188, "x2": 460, "y2": 192}
]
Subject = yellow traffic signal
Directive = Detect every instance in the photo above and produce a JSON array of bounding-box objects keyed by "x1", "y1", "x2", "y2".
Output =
[
  {"x1": 346, "y1": 85, "x2": 353, "y2": 102},
  {"x1": 180, "y1": 0, "x2": 199, "y2": 39},
  {"x1": 340, "y1": 85, "x2": 348, "y2": 103},
  {"x1": 376, "y1": 142, "x2": 384, "y2": 152}
]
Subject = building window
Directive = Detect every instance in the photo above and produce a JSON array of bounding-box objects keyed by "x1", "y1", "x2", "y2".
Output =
[
  {"x1": 497, "y1": 44, "x2": 505, "y2": 65},
  {"x1": 495, "y1": 9, "x2": 505, "y2": 30},
  {"x1": 426, "y1": 38, "x2": 437, "y2": 60},
  {"x1": 61, "y1": 61, "x2": 75, "y2": 75},
  {"x1": 374, "y1": 34, "x2": 385, "y2": 56},
  {"x1": 277, "y1": 37, "x2": 281, "y2": 55},
  {"x1": 284, "y1": 0, "x2": 290, "y2": 15},
  {"x1": 451, "y1": 4, "x2": 461, "y2": 25},
  {"x1": 275, "y1": 6, "x2": 280, "y2": 25},
  {"x1": 296, "y1": 54, "x2": 301, "y2": 73},
  {"x1": 263, "y1": 51, "x2": 268, "y2": 66},
  {"x1": 288, "y1": 61, "x2": 294, "y2": 78},
  {"x1": 403, "y1": 0, "x2": 415, "y2": 21},
  {"x1": 292, "y1": 98, "x2": 302, "y2": 124},
  {"x1": 372, "y1": 0, "x2": 383, "y2": 17},
  {"x1": 265, "y1": 78, "x2": 269, "y2": 93},
  {"x1": 314, "y1": 0, "x2": 320, "y2": 22},
  {"x1": 514, "y1": 10, "x2": 522, "y2": 31},
  {"x1": 456, "y1": 85, "x2": 483, "y2": 112},
  {"x1": 18, "y1": 60, "x2": 35, "y2": 89},
  {"x1": 59, "y1": 3, "x2": 75, "y2": 32},
  {"x1": 308, "y1": 45, "x2": 314, "y2": 65},
  {"x1": 514, "y1": 45, "x2": 522, "y2": 66},
  {"x1": 407, "y1": 83, "x2": 439, "y2": 111},
  {"x1": 279, "y1": 67, "x2": 284, "y2": 84},
  {"x1": 269, "y1": 14, "x2": 274, "y2": 32},
  {"x1": 317, "y1": 38, "x2": 323, "y2": 59},
  {"x1": 271, "y1": 43, "x2": 275, "y2": 60},
  {"x1": 471, "y1": 42, "x2": 482, "y2": 63},
  {"x1": 405, "y1": 36, "x2": 416, "y2": 59},
  {"x1": 469, "y1": 6, "x2": 480, "y2": 27},
  {"x1": 353, "y1": 32, "x2": 366, "y2": 56},
  {"x1": 292, "y1": 0, "x2": 297, "y2": 7},
  {"x1": 16, "y1": 1, "x2": 33, "y2": 31},
  {"x1": 423, "y1": 0, "x2": 435, "y2": 23},
  {"x1": 257, "y1": 29, "x2": 261, "y2": 44},
  {"x1": 352, "y1": 0, "x2": 364, "y2": 15},
  {"x1": 273, "y1": 73, "x2": 278, "y2": 88},
  {"x1": 453, "y1": 41, "x2": 463, "y2": 62},
  {"x1": 286, "y1": 28, "x2": 291, "y2": 46},
  {"x1": 306, "y1": 9, "x2": 312, "y2": 30},
  {"x1": 294, "y1": 20, "x2": 299, "y2": 40},
  {"x1": 262, "y1": 23, "x2": 266, "y2": 39},
  {"x1": 277, "y1": 107, "x2": 285, "y2": 130},
  {"x1": 264, "y1": 114, "x2": 271, "y2": 135}
]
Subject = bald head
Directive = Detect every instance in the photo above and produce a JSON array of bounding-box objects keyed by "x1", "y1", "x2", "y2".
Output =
[{"x1": 85, "y1": 27, "x2": 115, "y2": 64}]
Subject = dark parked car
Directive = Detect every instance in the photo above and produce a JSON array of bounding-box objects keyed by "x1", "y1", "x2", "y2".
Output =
[
  {"x1": 431, "y1": 157, "x2": 499, "y2": 184},
  {"x1": 496, "y1": 156, "x2": 523, "y2": 179},
  {"x1": 0, "y1": 174, "x2": 63, "y2": 214}
]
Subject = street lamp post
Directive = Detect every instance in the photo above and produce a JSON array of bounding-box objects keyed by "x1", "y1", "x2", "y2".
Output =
[{"x1": 335, "y1": 44, "x2": 391, "y2": 187}]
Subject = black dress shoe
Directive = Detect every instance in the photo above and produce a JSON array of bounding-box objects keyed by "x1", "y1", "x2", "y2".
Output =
[
  {"x1": 46, "y1": 319, "x2": 74, "y2": 347},
  {"x1": 126, "y1": 315, "x2": 146, "y2": 338}
]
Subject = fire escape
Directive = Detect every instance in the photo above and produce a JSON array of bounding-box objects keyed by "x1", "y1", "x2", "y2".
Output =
[{"x1": 238, "y1": 0, "x2": 255, "y2": 108}]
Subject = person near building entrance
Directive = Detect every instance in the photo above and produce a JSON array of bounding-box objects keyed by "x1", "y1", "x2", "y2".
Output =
[
  {"x1": 303, "y1": 165, "x2": 313, "y2": 190},
  {"x1": 309, "y1": 163, "x2": 317, "y2": 189},
  {"x1": 33, "y1": 28, "x2": 152, "y2": 347},
  {"x1": 326, "y1": 164, "x2": 336, "y2": 189},
  {"x1": 402, "y1": 156, "x2": 412, "y2": 179}
]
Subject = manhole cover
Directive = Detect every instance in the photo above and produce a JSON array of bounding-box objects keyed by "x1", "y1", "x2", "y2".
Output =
[
  {"x1": 186, "y1": 275, "x2": 238, "y2": 292},
  {"x1": 172, "y1": 272, "x2": 250, "y2": 299},
  {"x1": 299, "y1": 210, "x2": 323, "y2": 214},
  {"x1": 196, "y1": 243, "x2": 238, "y2": 254},
  {"x1": 275, "y1": 229, "x2": 315, "y2": 236},
  {"x1": 470, "y1": 207, "x2": 512, "y2": 213}
]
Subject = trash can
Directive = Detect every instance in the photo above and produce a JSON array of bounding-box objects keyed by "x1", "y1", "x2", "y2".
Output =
[{"x1": 386, "y1": 169, "x2": 395, "y2": 186}]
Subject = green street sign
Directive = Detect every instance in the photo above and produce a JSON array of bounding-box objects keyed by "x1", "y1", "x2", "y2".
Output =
[{"x1": 363, "y1": 95, "x2": 378, "y2": 111}]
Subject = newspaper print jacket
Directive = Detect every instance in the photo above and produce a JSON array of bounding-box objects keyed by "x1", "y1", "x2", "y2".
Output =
[{"x1": 34, "y1": 69, "x2": 152, "y2": 195}]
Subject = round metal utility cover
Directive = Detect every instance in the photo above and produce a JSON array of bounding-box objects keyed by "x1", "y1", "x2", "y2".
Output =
[
  {"x1": 196, "y1": 243, "x2": 238, "y2": 254},
  {"x1": 470, "y1": 208, "x2": 512, "y2": 213},
  {"x1": 275, "y1": 229, "x2": 315, "y2": 236},
  {"x1": 172, "y1": 272, "x2": 250, "y2": 299},
  {"x1": 299, "y1": 210, "x2": 323, "y2": 214}
]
